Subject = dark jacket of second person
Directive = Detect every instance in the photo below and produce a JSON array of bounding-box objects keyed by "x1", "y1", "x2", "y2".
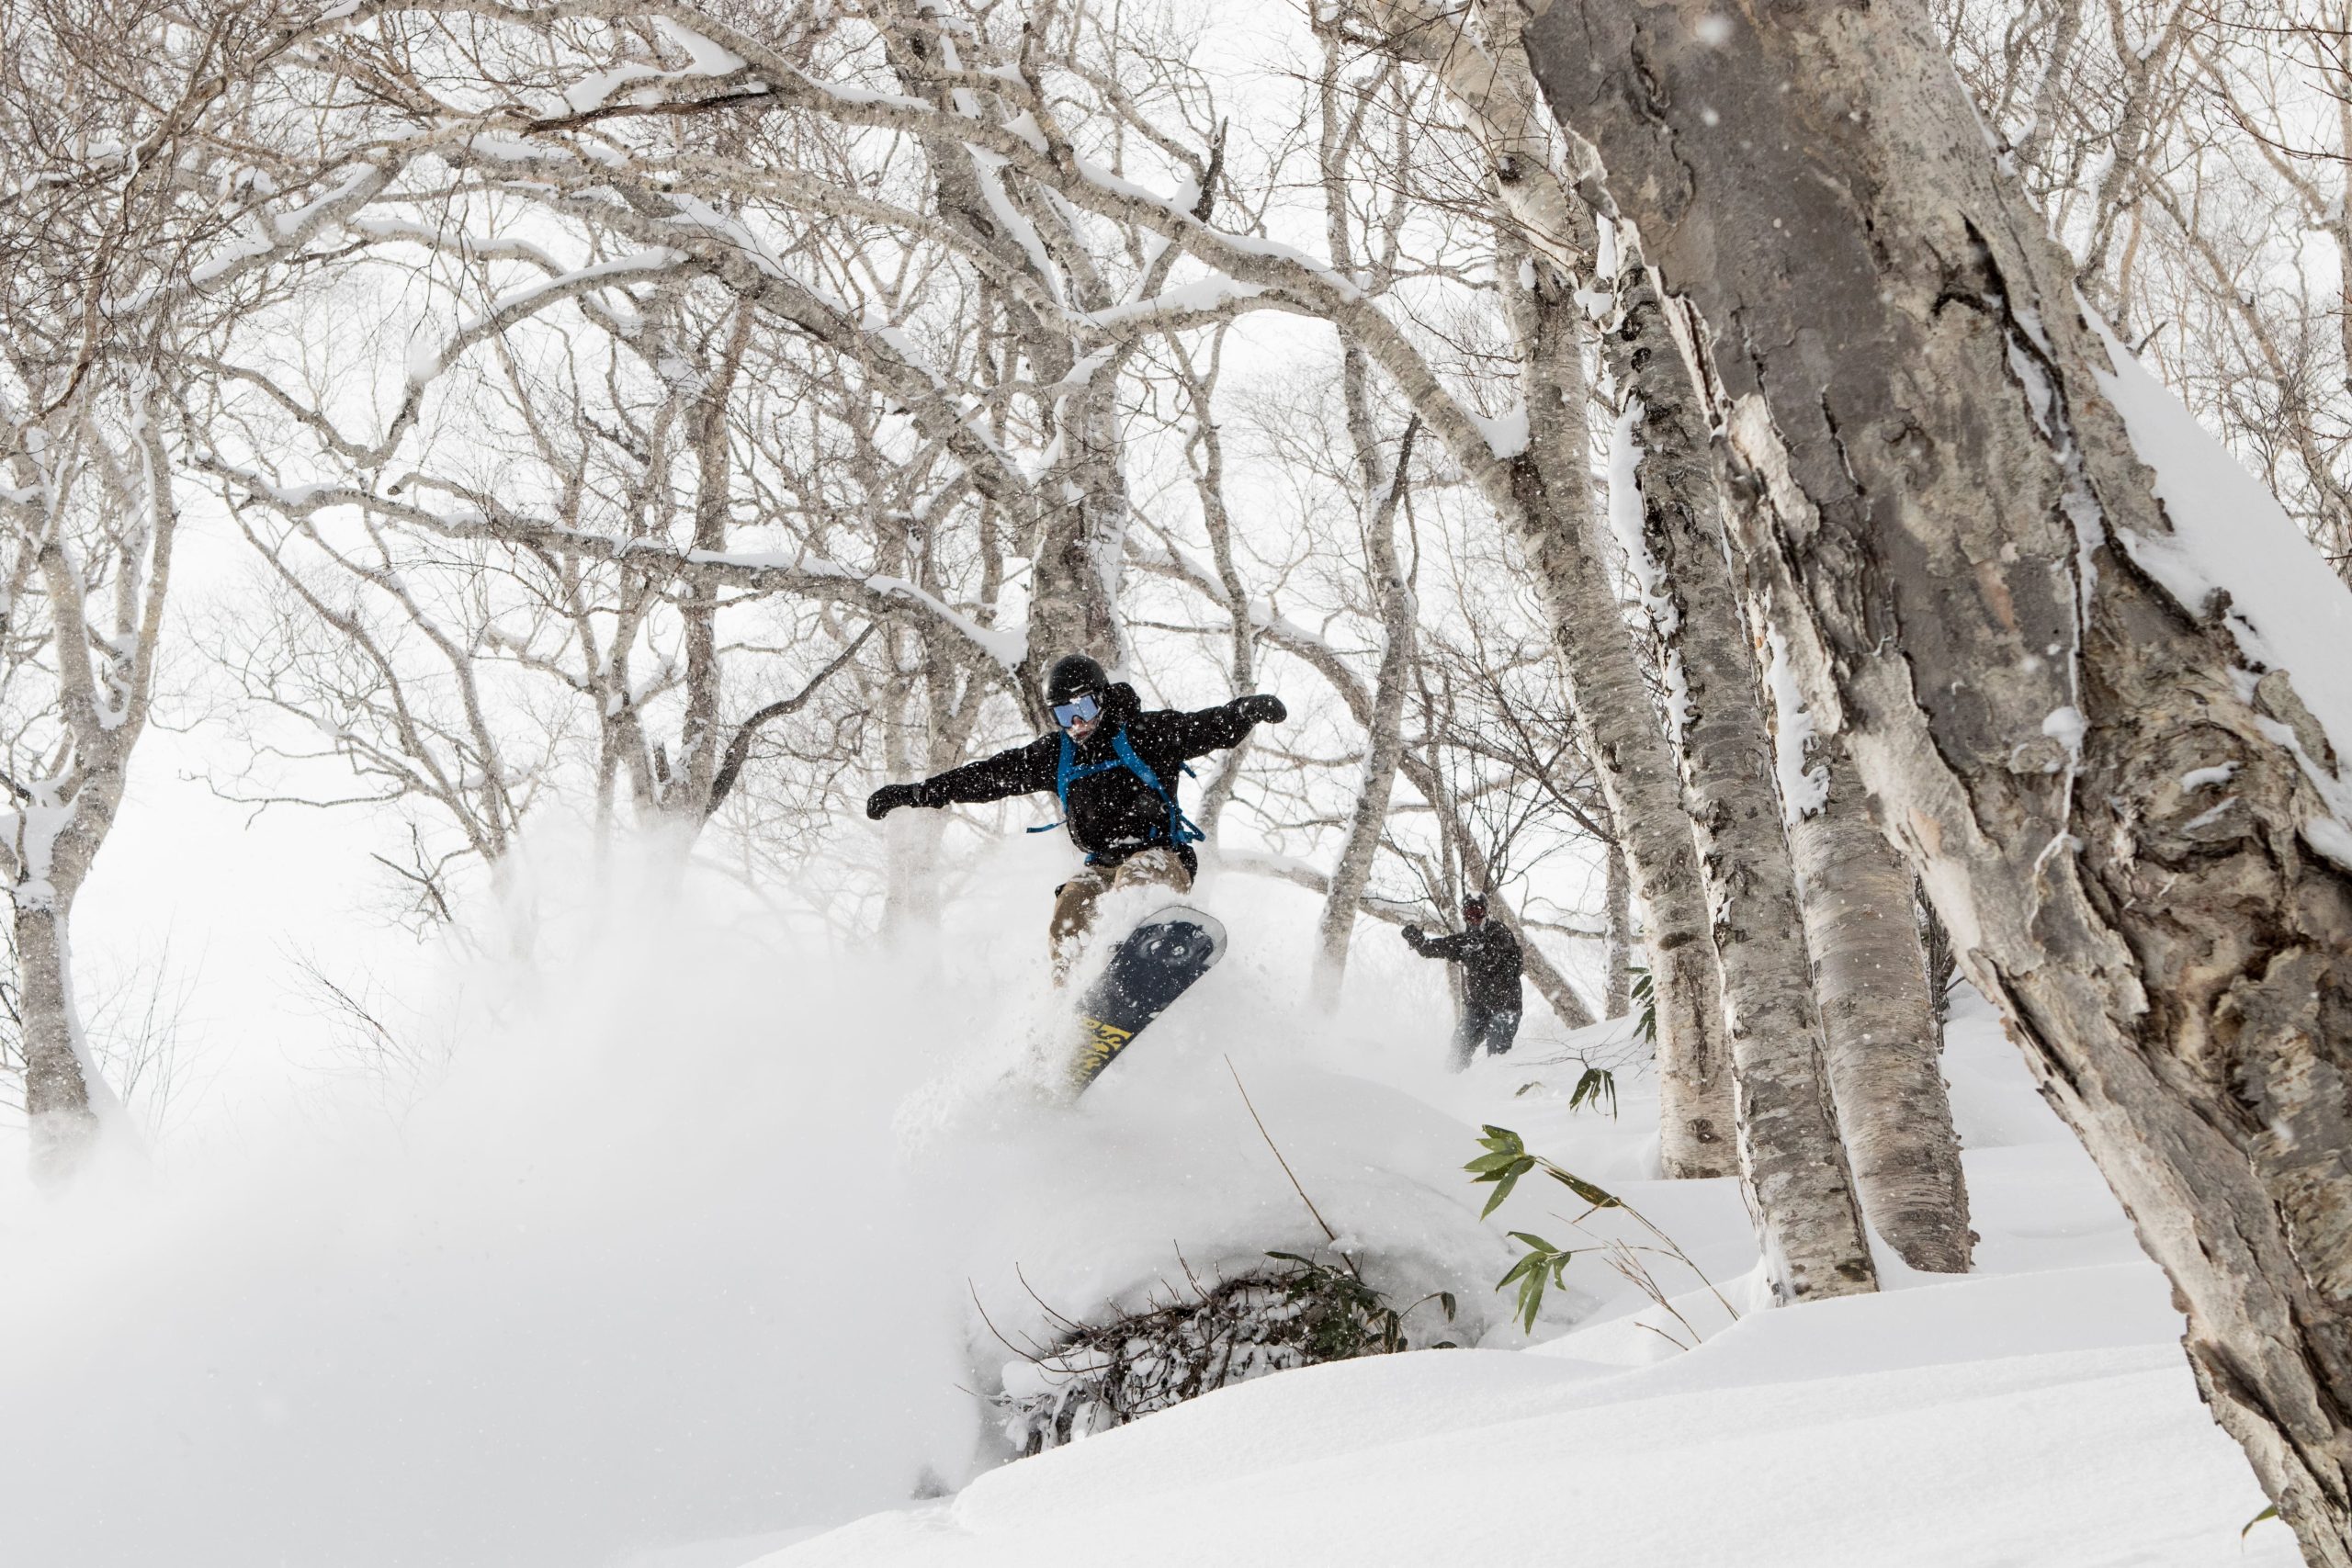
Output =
[
  {"x1": 1406, "y1": 921, "x2": 1524, "y2": 1010},
  {"x1": 908, "y1": 683, "x2": 1254, "y2": 872}
]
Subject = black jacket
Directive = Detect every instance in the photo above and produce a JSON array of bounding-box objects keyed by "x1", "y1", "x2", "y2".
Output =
[
  {"x1": 914, "y1": 683, "x2": 1257, "y2": 871},
  {"x1": 1407, "y1": 921, "x2": 1523, "y2": 1010}
]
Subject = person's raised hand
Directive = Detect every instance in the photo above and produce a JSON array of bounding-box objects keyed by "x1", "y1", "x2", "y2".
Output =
[
  {"x1": 1233, "y1": 693, "x2": 1287, "y2": 726},
  {"x1": 865, "y1": 782, "x2": 924, "y2": 820}
]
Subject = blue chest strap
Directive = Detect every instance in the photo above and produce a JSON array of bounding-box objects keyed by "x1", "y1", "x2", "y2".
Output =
[{"x1": 1027, "y1": 728, "x2": 1204, "y2": 861}]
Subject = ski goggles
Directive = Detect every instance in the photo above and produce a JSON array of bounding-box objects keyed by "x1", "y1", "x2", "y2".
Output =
[{"x1": 1052, "y1": 693, "x2": 1103, "y2": 728}]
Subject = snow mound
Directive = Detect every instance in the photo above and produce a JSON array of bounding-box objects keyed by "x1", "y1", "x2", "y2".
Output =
[
  {"x1": 768, "y1": 1259, "x2": 2283, "y2": 1568},
  {"x1": 922, "y1": 1055, "x2": 1535, "y2": 1371},
  {"x1": 762, "y1": 992, "x2": 2284, "y2": 1568}
]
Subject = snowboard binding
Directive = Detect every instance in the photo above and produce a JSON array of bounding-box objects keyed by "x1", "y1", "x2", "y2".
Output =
[{"x1": 1065, "y1": 905, "x2": 1227, "y2": 1094}]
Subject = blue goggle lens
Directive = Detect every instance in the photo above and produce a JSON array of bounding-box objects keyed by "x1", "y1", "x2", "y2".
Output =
[{"x1": 1053, "y1": 694, "x2": 1102, "y2": 728}]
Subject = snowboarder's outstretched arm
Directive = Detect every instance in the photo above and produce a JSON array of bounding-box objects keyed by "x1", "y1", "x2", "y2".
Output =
[
  {"x1": 1402, "y1": 924, "x2": 1470, "y2": 961},
  {"x1": 1154, "y1": 694, "x2": 1287, "y2": 762},
  {"x1": 865, "y1": 736, "x2": 1055, "y2": 818}
]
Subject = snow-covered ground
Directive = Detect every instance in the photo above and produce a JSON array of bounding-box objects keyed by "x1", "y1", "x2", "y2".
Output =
[
  {"x1": 765, "y1": 984, "x2": 2292, "y2": 1568},
  {"x1": 0, "y1": 838, "x2": 2291, "y2": 1566}
]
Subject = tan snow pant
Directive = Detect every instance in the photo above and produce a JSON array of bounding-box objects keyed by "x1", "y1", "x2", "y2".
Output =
[{"x1": 1049, "y1": 848, "x2": 1193, "y2": 984}]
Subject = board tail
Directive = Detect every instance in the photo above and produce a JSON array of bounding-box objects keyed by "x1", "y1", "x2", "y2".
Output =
[{"x1": 1066, "y1": 906, "x2": 1227, "y2": 1094}]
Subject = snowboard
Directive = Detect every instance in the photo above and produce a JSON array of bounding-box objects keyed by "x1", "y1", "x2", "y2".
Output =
[{"x1": 1065, "y1": 905, "x2": 1227, "y2": 1094}]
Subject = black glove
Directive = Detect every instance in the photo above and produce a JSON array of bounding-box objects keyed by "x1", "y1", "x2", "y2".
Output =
[
  {"x1": 1233, "y1": 693, "x2": 1286, "y2": 726},
  {"x1": 1401, "y1": 923, "x2": 1424, "y2": 945},
  {"x1": 865, "y1": 782, "x2": 930, "y2": 820}
]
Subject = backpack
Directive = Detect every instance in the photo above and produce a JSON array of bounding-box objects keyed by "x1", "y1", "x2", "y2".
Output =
[{"x1": 1029, "y1": 727, "x2": 1204, "y2": 863}]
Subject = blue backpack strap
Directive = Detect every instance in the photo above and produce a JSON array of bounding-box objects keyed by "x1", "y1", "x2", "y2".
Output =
[
  {"x1": 1038, "y1": 727, "x2": 1207, "y2": 856},
  {"x1": 1037, "y1": 731, "x2": 1131, "y2": 841},
  {"x1": 1109, "y1": 730, "x2": 1204, "y2": 848}
]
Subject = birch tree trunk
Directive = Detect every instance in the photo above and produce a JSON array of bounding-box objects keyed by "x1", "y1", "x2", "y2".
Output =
[
  {"x1": 1500, "y1": 262, "x2": 1736, "y2": 1179},
  {"x1": 674, "y1": 302, "x2": 754, "y2": 820},
  {"x1": 1603, "y1": 842, "x2": 1633, "y2": 1019},
  {"x1": 5, "y1": 395, "x2": 176, "y2": 1182},
  {"x1": 1521, "y1": 0, "x2": 2352, "y2": 1553},
  {"x1": 1354, "y1": 0, "x2": 1769, "y2": 1175},
  {"x1": 1174, "y1": 334, "x2": 1256, "y2": 840},
  {"x1": 881, "y1": 10, "x2": 1134, "y2": 690},
  {"x1": 1583, "y1": 247, "x2": 1877, "y2": 1300},
  {"x1": 1314, "y1": 415, "x2": 1419, "y2": 1007},
  {"x1": 1792, "y1": 744, "x2": 1974, "y2": 1274},
  {"x1": 876, "y1": 518, "x2": 939, "y2": 942},
  {"x1": 15, "y1": 892, "x2": 106, "y2": 1177}
]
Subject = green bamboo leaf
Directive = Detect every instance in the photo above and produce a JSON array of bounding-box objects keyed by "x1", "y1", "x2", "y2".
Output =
[
  {"x1": 1516, "y1": 1270, "x2": 1548, "y2": 1332},
  {"x1": 1478, "y1": 1161, "x2": 1532, "y2": 1217},
  {"x1": 1544, "y1": 1166, "x2": 1622, "y2": 1208}
]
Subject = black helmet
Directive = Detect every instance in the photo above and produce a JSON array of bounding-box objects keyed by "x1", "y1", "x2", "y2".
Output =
[
  {"x1": 1462, "y1": 894, "x2": 1489, "y2": 916},
  {"x1": 1046, "y1": 653, "x2": 1110, "y2": 705}
]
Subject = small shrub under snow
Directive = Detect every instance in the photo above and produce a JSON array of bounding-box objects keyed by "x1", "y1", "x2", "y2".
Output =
[{"x1": 991, "y1": 1252, "x2": 1457, "y2": 1455}]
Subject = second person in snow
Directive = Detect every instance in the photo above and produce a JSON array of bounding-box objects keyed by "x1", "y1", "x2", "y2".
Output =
[
  {"x1": 865, "y1": 653, "x2": 1285, "y2": 979},
  {"x1": 1403, "y1": 894, "x2": 1524, "y2": 1069}
]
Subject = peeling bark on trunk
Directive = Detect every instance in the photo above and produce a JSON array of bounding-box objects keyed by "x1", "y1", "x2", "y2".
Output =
[
  {"x1": 1792, "y1": 744, "x2": 1974, "y2": 1275},
  {"x1": 1590, "y1": 239, "x2": 1876, "y2": 1300},
  {"x1": 1522, "y1": 0, "x2": 2352, "y2": 1554},
  {"x1": 1501, "y1": 265, "x2": 1734, "y2": 1179}
]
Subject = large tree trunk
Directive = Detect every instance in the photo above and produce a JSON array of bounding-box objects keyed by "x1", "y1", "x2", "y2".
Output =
[
  {"x1": 1792, "y1": 744, "x2": 1973, "y2": 1274},
  {"x1": 1521, "y1": 0, "x2": 2352, "y2": 1556},
  {"x1": 1584, "y1": 250, "x2": 1876, "y2": 1300}
]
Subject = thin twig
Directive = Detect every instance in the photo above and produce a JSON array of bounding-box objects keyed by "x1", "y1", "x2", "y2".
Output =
[
  {"x1": 968, "y1": 1279, "x2": 1052, "y2": 1362},
  {"x1": 1633, "y1": 1319, "x2": 1692, "y2": 1353},
  {"x1": 1226, "y1": 1055, "x2": 1341, "y2": 1246}
]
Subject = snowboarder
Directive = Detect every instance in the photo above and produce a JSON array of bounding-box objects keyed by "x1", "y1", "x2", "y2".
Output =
[
  {"x1": 1403, "y1": 895, "x2": 1523, "y2": 1069},
  {"x1": 865, "y1": 653, "x2": 1285, "y2": 980}
]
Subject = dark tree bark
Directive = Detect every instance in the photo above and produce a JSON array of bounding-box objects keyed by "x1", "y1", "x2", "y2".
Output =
[{"x1": 1519, "y1": 0, "x2": 2352, "y2": 1558}]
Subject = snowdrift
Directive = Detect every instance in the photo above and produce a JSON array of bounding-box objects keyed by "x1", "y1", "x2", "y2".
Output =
[
  {"x1": 762, "y1": 992, "x2": 2288, "y2": 1568},
  {"x1": 0, "y1": 837, "x2": 1554, "y2": 1567}
]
